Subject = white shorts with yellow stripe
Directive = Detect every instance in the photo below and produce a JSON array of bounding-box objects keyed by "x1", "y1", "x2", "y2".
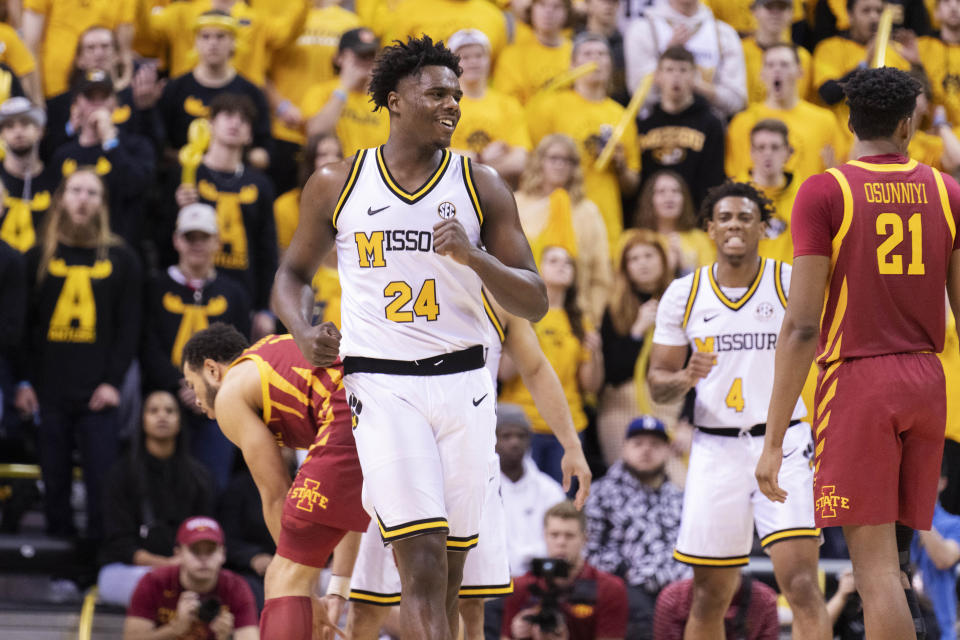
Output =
[
  {"x1": 350, "y1": 456, "x2": 512, "y2": 605},
  {"x1": 346, "y1": 367, "x2": 495, "y2": 550},
  {"x1": 674, "y1": 424, "x2": 819, "y2": 567}
]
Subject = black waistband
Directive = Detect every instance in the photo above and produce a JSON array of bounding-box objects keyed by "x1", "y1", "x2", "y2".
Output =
[
  {"x1": 343, "y1": 345, "x2": 485, "y2": 376},
  {"x1": 697, "y1": 420, "x2": 802, "y2": 438}
]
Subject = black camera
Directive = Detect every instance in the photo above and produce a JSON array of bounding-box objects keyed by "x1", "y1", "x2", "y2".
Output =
[
  {"x1": 197, "y1": 596, "x2": 221, "y2": 624},
  {"x1": 524, "y1": 558, "x2": 572, "y2": 634}
]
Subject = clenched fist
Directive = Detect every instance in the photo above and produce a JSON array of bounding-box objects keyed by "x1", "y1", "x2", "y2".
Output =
[{"x1": 295, "y1": 322, "x2": 341, "y2": 367}]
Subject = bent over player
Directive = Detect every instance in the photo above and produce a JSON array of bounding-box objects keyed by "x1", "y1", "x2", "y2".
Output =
[
  {"x1": 181, "y1": 323, "x2": 369, "y2": 639},
  {"x1": 271, "y1": 36, "x2": 547, "y2": 640},
  {"x1": 757, "y1": 67, "x2": 960, "y2": 640},
  {"x1": 648, "y1": 181, "x2": 830, "y2": 640}
]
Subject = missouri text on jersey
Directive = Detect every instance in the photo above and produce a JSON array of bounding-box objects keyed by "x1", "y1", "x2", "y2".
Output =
[
  {"x1": 355, "y1": 230, "x2": 433, "y2": 268},
  {"x1": 694, "y1": 332, "x2": 779, "y2": 353}
]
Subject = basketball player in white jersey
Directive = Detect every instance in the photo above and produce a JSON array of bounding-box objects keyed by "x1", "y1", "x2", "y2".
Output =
[
  {"x1": 345, "y1": 293, "x2": 592, "y2": 640},
  {"x1": 272, "y1": 36, "x2": 548, "y2": 640},
  {"x1": 647, "y1": 181, "x2": 830, "y2": 640}
]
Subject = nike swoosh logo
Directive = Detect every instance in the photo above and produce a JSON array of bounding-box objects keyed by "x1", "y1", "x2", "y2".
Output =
[
  {"x1": 704, "y1": 314, "x2": 719, "y2": 322},
  {"x1": 472, "y1": 394, "x2": 487, "y2": 407},
  {"x1": 367, "y1": 205, "x2": 389, "y2": 216}
]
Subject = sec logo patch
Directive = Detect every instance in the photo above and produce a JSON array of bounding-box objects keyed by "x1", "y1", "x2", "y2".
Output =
[
  {"x1": 755, "y1": 301, "x2": 775, "y2": 321},
  {"x1": 438, "y1": 201, "x2": 456, "y2": 219}
]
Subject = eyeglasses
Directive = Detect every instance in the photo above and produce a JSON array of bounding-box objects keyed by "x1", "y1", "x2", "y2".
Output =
[{"x1": 544, "y1": 154, "x2": 577, "y2": 165}]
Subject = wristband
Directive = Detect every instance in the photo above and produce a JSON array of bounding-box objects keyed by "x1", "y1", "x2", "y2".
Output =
[
  {"x1": 332, "y1": 89, "x2": 348, "y2": 103},
  {"x1": 326, "y1": 574, "x2": 350, "y2": 599},
  {"x1": 102, "y1": 137, "x2": 119, "y2": 151}
]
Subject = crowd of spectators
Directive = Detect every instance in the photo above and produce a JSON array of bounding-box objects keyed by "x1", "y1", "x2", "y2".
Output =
[{"x1": 0, "y1": 0, "x2": 957, "y2": 637}]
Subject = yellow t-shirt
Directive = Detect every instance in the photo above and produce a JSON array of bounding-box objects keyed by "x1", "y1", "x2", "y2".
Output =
[
  {"x1": 918, "y1": 36, "x2": 960, "y2": 128},
  {"x1": 0, "y1": 23, "x2": 36, "y2": 78},
  {"x1": 25, "y1": 0, "x2": 134, "y2": 97},
  {"x1": 671, "y1": 229, "x2": 715, "y2": 275},
  {"x1": 942, "y1": 315, "x2": 960, "y2": 443},
  {"x1": 908, "y1": 129, "x2": 944, "y2": 170},
  {"x1": 741, "y1": 36, "x2": 813, "y2": 105},
  {"x1": 737, "y1": 171, "x2": 802, "y2": 264},
  {"x1": 701, "y1": 0, "x2": 804, "y2": 34},
  {"x1": 301, "y1": 80, "x2": 390, "y2": 158},
  {"x1": 498, "y1": 307, "x2": 590, "y2": 434},
  {"x1": 311, "y1": 265, "x2": 342, "y2": 330},
  {"x1": 450, "y1": 88, "x2": 531, "y2": 154},
  {"x1": 726, "y1": 100, "x2": 844, "y2": 184},
  {"x1": 378, "y1": 0, "x2": 509, "y2": 62},
  {"x1": 526, "y1": 89, "x2": 640, "y2": 250},
  {"x1": 274, "y1": 187, "x2": 300, "y2": 252},
  {"x1": 269, "y1": 5, "x2": 361, "y2": 144},
  {"x1": 491, "y1": 38, "x2": 573, "y2": 106},
  {"x1": 137, "y1": 0, "x2": 309, "y2": 86}
]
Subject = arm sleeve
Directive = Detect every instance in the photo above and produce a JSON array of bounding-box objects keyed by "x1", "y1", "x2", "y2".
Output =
[
  {"x1": 105, "y1": 247, "x2": 142, "y2": 388},
  {"x1": 126, "y1": 570, "x2": 160, "y2": 620},
  {"x1": 253, "y1": 179, "x2": 278, "y2": 311},
  {"x1": 2, "y1": 28, "x2": 36, "y2": 76},
  {"x1": 0, "y1": 245, "x2": 26, "y2": 351},
  {"x1": 651, "y1": 278, "x2": 693, "y2": 346},
  {"x1": 594, "y1": 573, "x2": 629, "y2": 637},
  {"x1": 711, "y1": 22, "x2": 747, "y2": 117},
  {"x1": 791, "y1": 172, "x2": 843, "y2": 258}
]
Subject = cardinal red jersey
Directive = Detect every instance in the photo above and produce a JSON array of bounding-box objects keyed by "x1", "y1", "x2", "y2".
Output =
[
  {"x1": 792, "y1": 154, "x2": 960, "y2": 365},
  {"x1": 232, "y1": 334, "x2": 368, "y2": 532}
]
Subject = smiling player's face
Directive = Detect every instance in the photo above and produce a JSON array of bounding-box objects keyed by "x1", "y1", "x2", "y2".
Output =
[{"x1": 392, "y1": 65, "x2": 462, "y2": 149}]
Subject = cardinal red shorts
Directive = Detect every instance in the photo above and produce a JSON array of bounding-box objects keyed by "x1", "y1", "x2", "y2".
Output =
[{"x1": 812, "y1": 352, "x2": 946, "y2": 530}]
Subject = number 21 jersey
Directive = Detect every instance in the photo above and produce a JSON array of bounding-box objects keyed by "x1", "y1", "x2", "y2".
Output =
[
  {"x1": 332, "y1": 146, "x2": 489, "y2": 360},
  {"x1": 792, "y1": 154, "x2": 960, "y2": 366}
]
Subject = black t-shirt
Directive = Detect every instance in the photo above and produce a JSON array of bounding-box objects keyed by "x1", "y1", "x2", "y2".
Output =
[
  {"x1": 0, "y1": 163, "x2": 61, "y2": 253},
  {"x1": 159, "y1": 71, "x2": 272, "y2": 153}
]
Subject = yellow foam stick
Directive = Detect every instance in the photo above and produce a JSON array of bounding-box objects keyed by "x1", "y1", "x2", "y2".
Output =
[
  {"x1": 594, "y1": 73, "x2": 653, "y2": 171},
  {"x1": 871, "y1": 6, "x2": 894, "y2": 68},
  {"x1": 540, "y1": 62, "x2": 598, "y2": 94}
]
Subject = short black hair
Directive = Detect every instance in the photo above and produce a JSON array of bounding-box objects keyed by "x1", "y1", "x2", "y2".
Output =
[
  {"x1": 368, "y1": 35, "x2": 461, "y2": 111},
  {"x1": 699, "y1": 180, "x2": 774, "y2": 226},
  {"x1": 844, "y1": 67, "x2": 922, "y2": 140},
  {"x1": 761, "y1": 42, "x2": 801, "y2": 65},
  {"x1": 659, "y1": 45, "x2": 695, "y2": 66},
  {"x1": 182, "y1": 322, "x2": 250, "y2": 370},
  {"x1": 208, "y1": 92, "x2": 258, "y2": 127}
]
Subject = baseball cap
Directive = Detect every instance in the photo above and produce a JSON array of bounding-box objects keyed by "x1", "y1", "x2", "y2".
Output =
[
  {"x1": 0, "y1": 97, "x2": 45, "y2": 129},
  {"x1": 338, "y1": 27, "x2": 380, "y2": 56},
  {"x1": 625, "y1": 415, "x2": 669, "y2": 442},
  {"x1": 74, "y1": 70, "x2": 114, "y2": 98},
  {"x1": 447, "y1": 29, "x2": 491, "y2": 54},
  {"x1": 176, "y1": 203, "x2": 218, "y2": 235},
  {"x1": 176, "y1": 516, "x2": 225, "y2": 546}
]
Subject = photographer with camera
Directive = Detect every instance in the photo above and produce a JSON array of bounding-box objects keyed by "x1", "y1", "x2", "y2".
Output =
[
  {"x1": 502, "y1": 501, "x2": 628, "y2": 640},
  {"x1": 124, "y1": 516, "x2": 259, "y2": 639}
]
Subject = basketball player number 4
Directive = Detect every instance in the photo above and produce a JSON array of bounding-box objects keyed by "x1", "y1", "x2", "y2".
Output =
[
  {"x1": 876, "y1": 212, "x2": 924, "y2": 275},
  {"x1": 726, "y1": 377, "x2": 745, "y2": 413},
  {"x1": 384, "y1": 279, "x2": 440, "y2": 322}
]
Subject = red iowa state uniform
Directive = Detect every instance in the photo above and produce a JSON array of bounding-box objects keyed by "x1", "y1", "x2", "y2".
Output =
[
  {"x1": 792, "y1": 153, "x2": 960, "y2": 529},
  {"x1": 232, "y1": 334, "x2": 368, "y2": 566}
]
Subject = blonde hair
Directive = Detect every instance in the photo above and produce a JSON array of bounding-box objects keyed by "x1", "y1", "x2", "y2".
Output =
[
  {"x1": 37, "y1": 169, "x2": 120, "y2": 283},
  {"x1": 519, "y1": 134, "x2": 585, "y2": 204},
  {"x1": 607, "y1": 229, "x2": 671, "y2": 335}
]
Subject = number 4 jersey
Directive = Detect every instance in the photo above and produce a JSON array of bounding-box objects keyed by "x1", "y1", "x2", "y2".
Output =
[
  {"x1": 653, "y1": 258, "x2": 805, "y2": 429},
  {"x1": 332, "y1": 146, "x2": 491, "y2": 360},
  {"x1": 792, "y1": 154, "x2": 960, "y2": 365}
]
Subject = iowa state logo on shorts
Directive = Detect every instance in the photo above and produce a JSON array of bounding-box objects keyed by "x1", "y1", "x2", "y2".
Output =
[{"x1": 815, "y1": 485, "x2": 851, "y2": 518}]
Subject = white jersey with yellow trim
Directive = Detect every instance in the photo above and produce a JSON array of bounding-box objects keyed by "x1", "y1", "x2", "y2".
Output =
[
  {"x1": 333, "y1": 146, "x2": 489, "y2": 360},
  {"x1": 653, "y1": 258, "x2": 805, "y2": 428}
]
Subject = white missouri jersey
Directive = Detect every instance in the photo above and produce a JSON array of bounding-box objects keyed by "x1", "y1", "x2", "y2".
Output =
[
  {"x1": 333, "y1": 146, "x2": 490, "y2": 360},
  {"x1": 653, "y1": 258, "x2": 805, "y2": 428}
]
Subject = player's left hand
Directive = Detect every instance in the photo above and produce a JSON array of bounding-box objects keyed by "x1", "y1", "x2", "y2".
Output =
[
  {"x1": 755, "y1": 446, "x2": 787, "y2": 503},
  {"x1": 314, "y1": 595, "x2": 346, "y2": 639},
  {"x1": 561, "y1": 446, "x2": 592, "y2": 510},
  {"x1": 433, "y1": 218, "x2": 478, "y2": 265}
]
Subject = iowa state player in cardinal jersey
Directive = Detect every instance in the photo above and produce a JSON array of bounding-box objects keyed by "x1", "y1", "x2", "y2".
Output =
[
  {"x1": 756, "y1": 68, "x2": 960, "y2": 640},
  {"x1": 181, "y1": 323, "x2": 368, "y2": 640}
]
